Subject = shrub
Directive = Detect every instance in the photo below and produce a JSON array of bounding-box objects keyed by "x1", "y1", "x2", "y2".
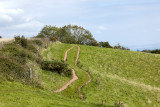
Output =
[
  {"x1": 32, "y1": 40, "x2": 42, "y2": 46},
  {"x1": 114, "y1": 43, "x2": 130, "y2": 50},
  {"x1": 0, "y1": 44, "x2": 35, "y2": 64},
  {"x1": 14, "y1": 36, "x2": 28, "y2": 48},
  {"x1": 41, "y1": 60, "x2": 72, "y2": 77},
  {"x1": 99, "y1": 41, "x2": 112, "y2": 48},
  {"x1": 0, "y1": 36, "x2": 2, "y2": 38},
  {"x1": 27, "y1": 44, "x2": 37, "y2": 53},
  {"x1": 0, "y1": 55, "x2": 29, "y2": 81},
  {"x1": 142, "y1": 49, "x2": 160, "y2": 54}
]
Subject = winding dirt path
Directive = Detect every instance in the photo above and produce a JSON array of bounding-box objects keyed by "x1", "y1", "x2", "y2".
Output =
[
  {"x1": 75, "y1": 46, "x2": 92, "y2": 100},
  {"x1": 55, "y1": 45, "x2": 92, "y2": 100},
  {"x1": 64, "y1": 46, "x2": 74, "y2": 61},
  {"x1": 78, "y1": 71, "x2": 92, "y2": 100},
  {"x1": 55, "y1": 46, "x2": 78, "y2": 92}
]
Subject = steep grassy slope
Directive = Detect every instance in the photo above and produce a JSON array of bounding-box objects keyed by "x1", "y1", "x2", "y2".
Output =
[
  {"x1": 1, "y1": 41, "x2": 159, "y2": 107},
  {"x1": 42, "y1": 43, "x2": 89, "y2": 100},
  {"x1": 0, "y1": 81, "x2": 95, "y2": 107},
  {"x1": 78, "y1": 45, "x2": 160, "y2": 106},
  {"x1": 0, "y1": 42, "x2": 98, "y2": 107}
]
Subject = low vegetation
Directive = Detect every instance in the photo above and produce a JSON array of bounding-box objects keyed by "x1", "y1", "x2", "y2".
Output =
[
  {"x1": 42, "y1": 43, "x2": 160, "y2": 106},
  {"x1": 142, "y1": 49, "x2": 160, "y2": 54},
  {"x1": 0, "y1": 35, "x2": 159, "y2": 106},
  {"x1": 41, "y1": 60, "x2": 72, "y2": 77}
]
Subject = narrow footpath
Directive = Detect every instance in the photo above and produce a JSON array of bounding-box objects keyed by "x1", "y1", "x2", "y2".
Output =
[
  {"x1": 55, "y1": 45, "x2": 92, "y2": 101},
  {"x1": 55, "y1": 46, "x2": 78, "y2": 92}
]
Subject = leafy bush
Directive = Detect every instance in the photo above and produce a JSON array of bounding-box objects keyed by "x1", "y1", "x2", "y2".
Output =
[
  {"x1": 114, "y1": 43, "x2": 130, "y2": 50},
  {"x1": 0, "y1": 55, "x2": 29, "y2": 81},
  {"x1": 0, "y1": 44, "x2": 35, "y2": 64},
  {"x1": 151, "y1": 49, "x2": 160, "y2": 54},
  {"x1": 41, "y1": 60, "x2": 72, "y2": 77},
  {"x1": 14, "y1": 36, "x2": 28, "y2": 48},
  {"x1": 32, "y1": 40, "x2": 42, "y2": 46},
  {"x1": 142, "y1": 49, "x2": 160, "y2": 54},
  {"x1": 0, "y1": 36, "x2": 2, "y2": 38},
  {"x1": 99, "y1": 41, "x2": 112, "y2": 48},
  {"x1": 27, "y1": 44, "x2": 37, "y2": 53}
]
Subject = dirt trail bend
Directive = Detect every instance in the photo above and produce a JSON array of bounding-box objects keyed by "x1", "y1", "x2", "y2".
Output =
[
  {"x1": 75, "y1": 46, "x2": 92, "y2": 100},
  {"x1": 55, "y1": 46, "x2": 78, "y2": 92},
  {"x1": 78, "y1": 71, "x2": 92, "y2": 100},
  {"x1": 75, "y1": 46, "x2": 80, "y2": 66},
  {"x1": 64, "y1": 46, "x2": 74, "y2": 61}
]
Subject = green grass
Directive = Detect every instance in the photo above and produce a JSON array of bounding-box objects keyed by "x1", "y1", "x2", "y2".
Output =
[
  {"x1": 78, "y1": 45, "x2": 160, "y2": 106},
  {"x1": 0, "y1": 42, "x2": 102, "y2": 107},
  {"x1": 43, "y1": 43, "x2": 89, "y2": 99},
  {"x1": 0, "y1": 81, "x2": 97, "y2": 107},
  {"x1": 1, "y1": 42, "x2": 160, "y2": 106}
]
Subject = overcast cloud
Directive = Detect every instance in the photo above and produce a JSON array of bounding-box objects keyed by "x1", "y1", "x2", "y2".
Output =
[{"x1": 0, "y1": 0, "x2": 160, "y2": 50}]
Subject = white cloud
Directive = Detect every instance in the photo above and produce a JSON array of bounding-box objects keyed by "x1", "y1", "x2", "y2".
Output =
[
  {"x1": 0, "y1": 14, "x2": 13, "y2": 22},
  {"x1": 0, "y1": 7, "x2": 24, "y2": 15},
  {"x1": 97, "y1": 26, "x2": 108, "y2": 30},
  {"x1": 13, "y1": 20, "x2": 44, "y2": 30}
]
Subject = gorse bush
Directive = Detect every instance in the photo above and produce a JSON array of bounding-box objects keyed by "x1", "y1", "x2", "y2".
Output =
[
  {"x1": 41, "y1": 60, "x2": 72, "y2": 77},
  {"x1": 142, "y1": 49, "x2": 160, "y2": 54},
  {"x1": 0, "y1": 44, "x2": 35, "y2": 64},
  {"x1": 32, "y1": 40, "x2": 42, "y2": 46},
  {"x1": 114, "y1": 43, "x2": 130, "y2": 50},
  {"x1": 0, "y1": 36, "x2": 38, "y2": 83},
  {"x1": 0, "y1": 55, "x2": 29, "y2": 81},
  {"x1": 14, "y1": 36, "x2": 28, "y2": 48}
]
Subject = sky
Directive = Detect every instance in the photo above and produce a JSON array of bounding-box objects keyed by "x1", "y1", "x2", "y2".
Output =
[{"x1": 0, "y1": 0, "x2": 160, "y2": 50}]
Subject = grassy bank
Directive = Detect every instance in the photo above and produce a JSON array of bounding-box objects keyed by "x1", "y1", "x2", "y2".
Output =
[{"x1": 78, "y1": 45, "x2": 160, "y2": 106}]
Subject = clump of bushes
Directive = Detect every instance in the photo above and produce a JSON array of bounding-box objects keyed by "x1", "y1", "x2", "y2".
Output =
[
  {"x1": 14, "y1": 36, "x2": 28, "y2": 48},
  {"x1": 0, "y1": 55, "x2": 29, "y2": 81},
  {"x1": 14, "y1": 36, "x2": 38, "y2": 53},
  {"x1": 113, "y1": 43, "x2": 130, "y2": 50},
  {"x1": 0, "y1": 44, "x2": 35, "y2": 64},
  {"x1": 32, "y1": 40, "x2": 43, "y2": 46},
  {"x1": 0, "y1": 36, "x2": 38, "y2": 83},
  {"x1": 142, "y1": 49, "x2": 160, "y2": 54},
  {"x1": 41, "y1": 60, "x2": 72, "y2": 77},
  {"x1": 99, "y1": 41, "x2": 112, "y2": 48},
  {"x1": 0, "y1": 35, "x2": 2, "y2": 38}
]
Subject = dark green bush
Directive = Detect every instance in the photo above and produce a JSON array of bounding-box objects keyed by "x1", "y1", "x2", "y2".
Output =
[
  {"x1": 142, "y1": 49, "x2": 160, "y2": 54},
  {"x1": 27, "y1": 44, "x2": 37, "y2": 53},
  {"x1": 99, "y1": 41, "x2": 112, "y2": 48},
  {"x1": 0, "y1": 55, "x2": 29, "y2": 81},
  {"x1": 14, "y1": 36, "x2": 28, "y2": 48},
  {"x1": 41, "y1": 60, "x2": 72, "y2": 77},
  {"x1": 114, "y1": 43, "x2": 130, "y2": 50},
  {"x1": 151, "y1": 49, "x2": 160, "y2": 54},
  {"x1": 0, "y1": 44, "x2": 35, "y2": 64},
  {"x1": 32, "y1": 40, "x2": 42, "y2": 46}
]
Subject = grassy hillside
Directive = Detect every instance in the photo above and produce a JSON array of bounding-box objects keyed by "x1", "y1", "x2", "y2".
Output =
[
  {"x1": 78, "y1": 45, "x2": 160, "y2": 106},
  {"x1": 0, "y1": 41, "x2": 160, "y2": 107},
  {"x1": 44, "y1": 43, "x2": 160, "y2": 106}
]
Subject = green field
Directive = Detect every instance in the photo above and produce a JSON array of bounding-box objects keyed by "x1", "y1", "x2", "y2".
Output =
[{"x1": 0, "y1": 42, "x2": 160, "y2": 107}]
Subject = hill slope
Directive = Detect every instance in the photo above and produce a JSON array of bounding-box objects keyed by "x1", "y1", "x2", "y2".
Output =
[
  {"x1": 44, "y1": 43, "x2": 160, "y2": 106},
  {"x1": 0, "y1": 42, "x2": 160, "y2": 106}
]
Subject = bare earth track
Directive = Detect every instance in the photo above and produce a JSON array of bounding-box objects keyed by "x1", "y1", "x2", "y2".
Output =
[
  {"x1": 55, "y1": 45, "x2": 92, "y2": 100},
  {"x1": 55, "y1": 46, "x2": 78, "y2": 92}
]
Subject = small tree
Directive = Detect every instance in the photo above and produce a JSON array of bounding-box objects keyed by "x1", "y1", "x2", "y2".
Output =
[
  {"x1": 14, "y1": 36, "x2": 28, "y2": 48},
  {"x1": 0, "y1": 35, "x2": 2, "y2": 38},
  {"x1": 99, "y1": 41, "x2": 112, "y2": 48},
  {"x1": 114, "y1": 43, "x2": 130, "y2": 50}
]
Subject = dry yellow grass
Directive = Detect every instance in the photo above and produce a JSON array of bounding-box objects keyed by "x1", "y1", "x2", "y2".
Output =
[{"x1": 0, "y1": 38, "x2": 14, "y2": 43}]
